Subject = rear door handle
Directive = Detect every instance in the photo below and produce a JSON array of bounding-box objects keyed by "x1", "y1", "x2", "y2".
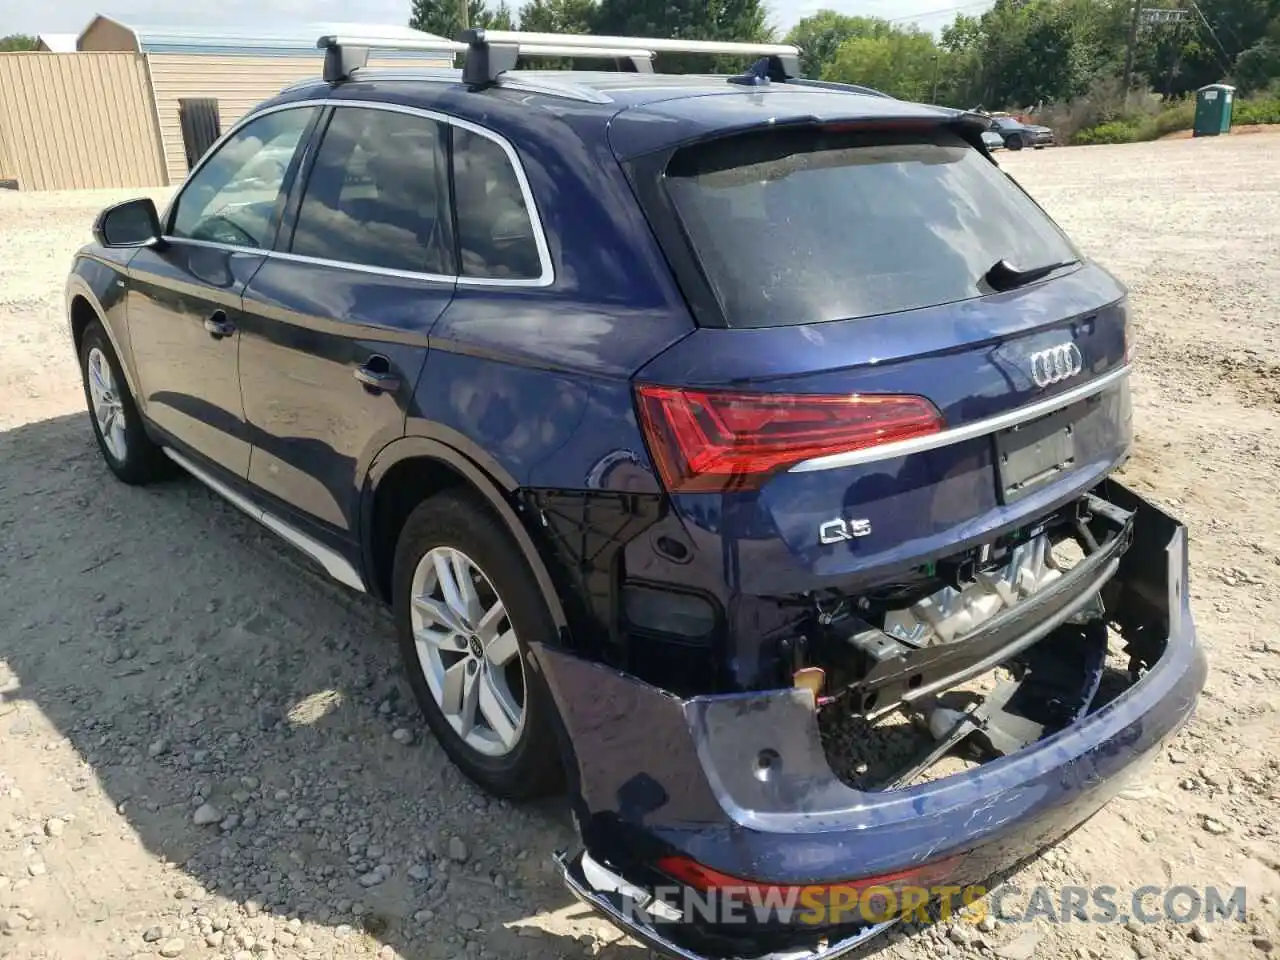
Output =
[
  {"x1": 354, "y1": 357, "x2": 401, "y2": 394},
  {"x1": 204, "y1": 311, "x2": 235, "y2": 339}
]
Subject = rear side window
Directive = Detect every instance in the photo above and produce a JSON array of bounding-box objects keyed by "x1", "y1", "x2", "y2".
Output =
[
  {"x1": 290, "y1": 107, "x2": 453, "y2": 275},
  {"x1": 663, "y1": 127, "x2": 1079, "y2": 328},
  {"x1": 453, "y1": 128, "x2": 543, "y2": 281}
]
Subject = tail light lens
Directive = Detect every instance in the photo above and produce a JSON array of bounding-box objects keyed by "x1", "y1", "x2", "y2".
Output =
[{"x1": 635, "y1": 385, "x2": 943, "y2": 493}]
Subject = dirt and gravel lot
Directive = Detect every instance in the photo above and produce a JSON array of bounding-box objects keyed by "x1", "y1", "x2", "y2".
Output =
[{"x1": 2, "y1": 133, "x2": 1279, "y2": 960}]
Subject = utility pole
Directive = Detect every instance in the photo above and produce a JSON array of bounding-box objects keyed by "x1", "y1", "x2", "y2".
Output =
[
  {"x1": 1122, "y1": 0, "x2": 1142, "y2": 97},
  {"x1": 459, "y1": 0, "x2": 470, "y2": 31},
  {"x1": 932, "y1": 54, "x2": 940, "y2": 104}
]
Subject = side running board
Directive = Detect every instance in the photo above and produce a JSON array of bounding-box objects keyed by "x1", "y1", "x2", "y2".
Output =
[{"x1": 162, "y1": 447, "x2": 366, "y2": 593}]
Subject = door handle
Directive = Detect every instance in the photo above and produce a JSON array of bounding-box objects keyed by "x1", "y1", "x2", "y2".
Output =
[
  {"x1": 204, "y1": 311, "x2": 235, "y2": 339},
  {"x1": 354, "y1": 357, "x2": 401, "y2": 394}
]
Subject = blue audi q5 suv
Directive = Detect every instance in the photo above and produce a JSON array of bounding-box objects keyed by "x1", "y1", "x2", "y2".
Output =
[{"x1": 66, "y1": 29, "x2": 1205, "y2": 960}]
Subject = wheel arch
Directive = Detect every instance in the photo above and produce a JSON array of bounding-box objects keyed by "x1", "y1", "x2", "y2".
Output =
[
  {"x1": 66, "y1": 273, "x2": 139, "y2": 396},
  {"x1": 361, "y1": 436, "x2": 569, "y2": 634}
]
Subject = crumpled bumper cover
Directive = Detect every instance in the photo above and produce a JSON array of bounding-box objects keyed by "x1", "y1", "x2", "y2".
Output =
[
  {"x1": 535, "y1": 483, "x2": 1206, "y2": 959},
  {"x1": 557, "y1": 849, "x2": 898, "y2": 960}
]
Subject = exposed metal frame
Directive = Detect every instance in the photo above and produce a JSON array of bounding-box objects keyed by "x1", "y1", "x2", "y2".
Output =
[
  {"x1": 789, "y1": 364, "x2": 1132, "y2": 473},
  {"x1": 159, "y1": 98, "x2": 555, "y2": 289}
]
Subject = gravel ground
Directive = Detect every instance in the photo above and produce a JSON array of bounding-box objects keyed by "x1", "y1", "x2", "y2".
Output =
[{"x1": 2, "y1": 133, "x2": 1280, "y2": 960}]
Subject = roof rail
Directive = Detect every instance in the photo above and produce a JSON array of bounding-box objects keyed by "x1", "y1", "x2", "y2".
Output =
[
  {"x1": 317, "y1": 28, "x2": 799, "y2": 85},
  {"x1": 784, "y1": 77, "x2": 894, "y2": 99}
]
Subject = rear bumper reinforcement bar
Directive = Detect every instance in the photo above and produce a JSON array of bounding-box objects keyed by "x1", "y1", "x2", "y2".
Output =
[{"x1": 848, "y1": 492, "x2": 1134, "y2": 719}]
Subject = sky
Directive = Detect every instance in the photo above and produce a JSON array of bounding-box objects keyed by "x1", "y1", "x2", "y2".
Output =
[{"x1": 1, "y1": 0, "x2": 990, "y2": 39}]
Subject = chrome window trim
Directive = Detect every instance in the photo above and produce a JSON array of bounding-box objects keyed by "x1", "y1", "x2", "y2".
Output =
[
  {"x1": 267, "y1": 248, "x2": 455, "y2": 284},
  {"x1": 788, "y1": 364, "x2": 1132, "y2": 473},
  {"x1": 161, "y1": 97, "x2": 555, "y2": 288},
  {"x1": 162, "y1": 236, "x2": 264, "y2": 256}
]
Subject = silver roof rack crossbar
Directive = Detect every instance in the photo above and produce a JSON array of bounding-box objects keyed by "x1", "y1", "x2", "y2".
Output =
[
  {"x1": 318, "y1": 33, "x2": 657, "y2": 84},
  {"x1": 318, "y1": 29, "x2": 799, "y2": 85},
  {"x1": 476, "y1": 30, "x2": 798, "y2": 60}
]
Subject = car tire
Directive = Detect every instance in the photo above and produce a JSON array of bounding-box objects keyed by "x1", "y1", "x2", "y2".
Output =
[
  {"x1": 78, "y1": 320, "x2": 169, "y2": 485},
  {"x1": 393, "y1": 488, "x2": 564, "y2": 800},
  {"x1": 1005, "y1": 135, "x2": 1024, "y2": 151}
]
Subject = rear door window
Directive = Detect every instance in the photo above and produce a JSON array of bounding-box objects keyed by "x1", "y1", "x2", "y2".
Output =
[
  {"x1": 663, "y1": 127, "x2": 1079, "y2": 328},
  {"x1": 452, "y1": 128, "x2": 545, "y2": 282},
  {"x1": 289, "y1": 106, "x2": 454, "y2": 275}
]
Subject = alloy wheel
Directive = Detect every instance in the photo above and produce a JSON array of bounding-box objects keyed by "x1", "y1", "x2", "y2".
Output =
[
  {"x1": 409, "y1": 546, "x2": 527, "y2": 757},
  {"x1": 87, "y1": 347, "x2": 127, "y2": 462}
]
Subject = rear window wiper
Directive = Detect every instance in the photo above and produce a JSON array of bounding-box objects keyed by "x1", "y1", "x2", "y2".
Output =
[{"x1": 984, "y1": 258, "x2": 1078, "y2": 292}]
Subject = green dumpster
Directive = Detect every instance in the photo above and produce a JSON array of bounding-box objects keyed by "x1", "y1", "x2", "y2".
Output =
[{"x1": 1194, "y1": 83, "x2": 1235, "y2": 137}]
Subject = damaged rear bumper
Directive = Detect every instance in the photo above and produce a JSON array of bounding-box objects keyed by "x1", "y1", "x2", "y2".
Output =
[{"x1": 536, "y1": 483, "x2": 1206, "y2": 959}]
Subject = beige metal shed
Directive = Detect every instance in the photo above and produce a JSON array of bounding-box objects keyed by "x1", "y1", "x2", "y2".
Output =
[
  {"x1": 76, "y1": 17, "x2": 454, "y2": 185},
  {"x1": 0, "y1": 52, "x2": 167, "y2": 190}
]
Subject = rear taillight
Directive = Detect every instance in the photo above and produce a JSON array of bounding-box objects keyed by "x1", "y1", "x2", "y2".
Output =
[{"x1": 635, "y1": 385, "x2": 943, "y2": 493}]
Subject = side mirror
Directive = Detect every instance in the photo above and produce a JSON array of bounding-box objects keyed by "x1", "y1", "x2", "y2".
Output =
[{"x1": 93, "y1": 197, "x2": 163, "y2": 249}]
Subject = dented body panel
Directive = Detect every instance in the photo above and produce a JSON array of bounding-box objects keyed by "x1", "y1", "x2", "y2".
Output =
[{"x1": 541, "y1": 485, "x2": 1204, "y2": 956}]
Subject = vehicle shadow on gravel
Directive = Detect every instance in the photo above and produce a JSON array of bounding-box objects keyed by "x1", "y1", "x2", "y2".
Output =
[{"x1": 0, "y1": 413, "x2": 656, "y2": 960}]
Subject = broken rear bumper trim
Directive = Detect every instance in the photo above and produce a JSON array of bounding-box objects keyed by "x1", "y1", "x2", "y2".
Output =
[
  {"x1": 556, "y1": 850, "x2": 897, "y2": 960},
  {"x1": 539, "y1": 483, "x2": 1206, "y2": 955}
]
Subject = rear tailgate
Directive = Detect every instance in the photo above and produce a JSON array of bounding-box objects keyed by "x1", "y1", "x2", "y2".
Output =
[
  {"x1": 636, "y1": 267, "x2": 1131, "y2": 595},
  {"x1": 622, "y1": 108, "x2": 1132, "y2": 596}
]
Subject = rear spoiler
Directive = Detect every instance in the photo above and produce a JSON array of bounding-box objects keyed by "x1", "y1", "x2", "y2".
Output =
[
  {"x1": 944, "y1": 109, "x2": 997, "y2": 158},
  {"x1": 613, "y1": 104, "x2": 999, "y2": 163}
]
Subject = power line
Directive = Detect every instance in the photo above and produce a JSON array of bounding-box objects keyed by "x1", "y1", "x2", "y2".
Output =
[
  {"x1": 885, "y1": 1, "x2": 992, "y2": 25},
  {"x1": 1188, "y1": 0, "x2": 1234, "y2": 74}
]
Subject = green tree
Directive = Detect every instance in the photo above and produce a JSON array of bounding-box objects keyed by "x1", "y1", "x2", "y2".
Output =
[
  {"x1": 785, "y1": 11, "x2": 890, "y2": 79},
  {"x1": 591, "y1": 0, "x2": 773, "y2": 72},
  {"x1": 822, "y1": 28, "x2": 941, "y2": 102},
  {"x1": 409, "y1": 0, "x2": 511, "y2": 38},
  {"x1": 590, "y1": 0, "x2": 772, "y2": 42},
  {"x1": 484, "y1": 2, "x2": 516, "y2": 28},
  {"x1": 518, "y1": 0, "x2": 597, "y2": 33},
  {"x1": 1236, "y1": 38, "x2": 1280, "y2": 92},
  {"x1": 0, "y1": 34, "x2": 38, "y2": 51}
]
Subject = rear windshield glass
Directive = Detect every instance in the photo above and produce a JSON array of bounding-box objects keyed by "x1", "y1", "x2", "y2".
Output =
[{"x1": 664, "y1": 127, "x2": 1078, "y2": 328}]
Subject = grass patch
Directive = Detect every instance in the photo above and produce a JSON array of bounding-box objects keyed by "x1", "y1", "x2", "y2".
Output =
[
  {"x1": 1235, "y1": 97, "x2": 1280, "y2": 125},
  {"x1": 1072, "y1": 96, "x2": 1279, "y2": 144}
]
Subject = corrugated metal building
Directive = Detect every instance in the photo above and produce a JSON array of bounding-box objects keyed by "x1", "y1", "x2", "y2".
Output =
[
  {"x1": 76, "y1": 17, "x2": 454, "y2": 184},
  {"x1": 0, "y1": 52, "x2": 167, "y2": 190}
]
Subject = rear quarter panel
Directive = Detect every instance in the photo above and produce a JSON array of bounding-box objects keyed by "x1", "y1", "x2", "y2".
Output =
[{"x1": 368, "y1": 79, "x2": 697, "y2": 488}]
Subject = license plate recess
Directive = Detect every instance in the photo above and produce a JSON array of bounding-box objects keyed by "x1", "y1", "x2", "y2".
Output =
[{"x1": 995, "y1": 402, "x2": 1080, "y2": 504}]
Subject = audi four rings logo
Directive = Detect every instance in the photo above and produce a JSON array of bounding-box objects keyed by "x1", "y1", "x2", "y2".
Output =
[{"x1": 1029, "y1": 343, "x2": 1084, "y2": 387}]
